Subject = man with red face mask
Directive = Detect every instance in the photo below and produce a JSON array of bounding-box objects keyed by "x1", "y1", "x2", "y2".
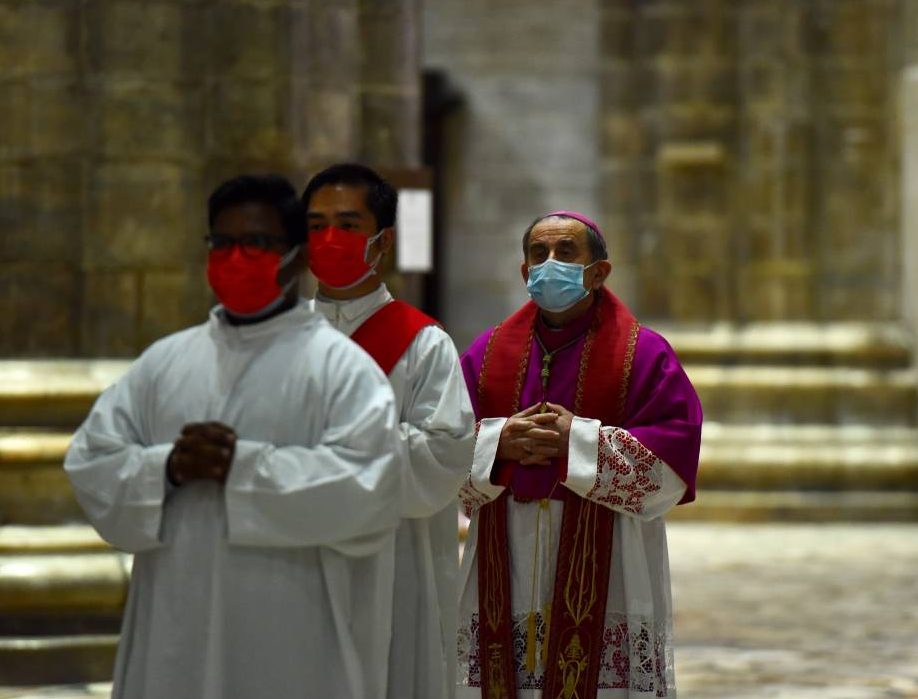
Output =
[
  {"x1": 303, "y1": 163, "x2": 475, "y2": 699},
  {"x1": 65, "y1": 174, "x2": 403, "y2": 699}
]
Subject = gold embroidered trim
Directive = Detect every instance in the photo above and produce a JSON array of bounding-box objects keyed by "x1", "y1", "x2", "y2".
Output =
[
  {"x1": 482, "y1": 505, "x2": 505, "y2": 634},
  {"x1": 617, "y1": 322, "x2": 640, "y2": 422},
  {"x1": 573, "y1": 323, "x2": 598, "y2": 416},
  {"x1": 512, "y1": 322, "x2": 536, "y2": 412},
  {"x1": 477, "y1": 323, "x2": 501, "y2": 409}
]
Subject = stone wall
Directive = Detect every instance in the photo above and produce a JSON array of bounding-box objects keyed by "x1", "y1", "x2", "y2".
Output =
[
  {"x1": 599, "y1": 0, "x2": 904, "y2": 322},
  {"x1": 428, "y1": 0, "x2": 906, "y2": 345},
  {"x1": 424, "y1": 0, "x2": 601, "y2": 347},
  {"x1": 0, "y1": 0, "x2": 421, "y2": 357}
]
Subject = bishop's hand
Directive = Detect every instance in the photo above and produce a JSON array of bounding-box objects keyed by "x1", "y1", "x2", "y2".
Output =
[
  {"x1": 497, "y1": 403, "x2": 561, "y2": 466},
  {"x1": 542, "y1": 402, "x2": 574, "y2": 459},
  {"x1": 167, "y1": 421, "x2": 237, "y2": 486}
]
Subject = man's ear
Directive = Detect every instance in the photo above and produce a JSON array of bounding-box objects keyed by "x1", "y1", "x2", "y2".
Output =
[
  {"x1": 378, "y1": 227, "x2": 395, "y2": 255},
  {"x1": 520, "y1": 261, "x2": 529, "y2": 283},
  {"x1": 589, "y1": 260, "x2": 612, "y2": 289}
]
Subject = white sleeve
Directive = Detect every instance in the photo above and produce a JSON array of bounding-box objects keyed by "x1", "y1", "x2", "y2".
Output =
[
  {"x1": 563, "y1": 417, "x2": 687, "y2": 520},
  {"x1": 458, "y1": 417, "x2": 507, "y2": 516},
  {"x1": 224, "y1": 351, "x2": 402, "y2": 555},
  {"x1": 64, "y1": 358, "x2": 172, "y2": 553},
  {"x1": 398, "y1": 329, "x2": 476, "y2": 518}
]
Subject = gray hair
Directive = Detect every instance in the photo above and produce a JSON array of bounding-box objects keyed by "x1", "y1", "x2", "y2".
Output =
[{"x1": 521, "y1": 215, "x2": 609, "y2": 262}]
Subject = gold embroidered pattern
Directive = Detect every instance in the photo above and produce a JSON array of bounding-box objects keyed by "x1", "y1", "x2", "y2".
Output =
[
  {"x1": 482, "y1": 507, "x2": 505, "y2": 634},
  {"x1": 617, "y1": 322, "x2": 640, "y2": 420},
  {"x1": 551, "y1": 501, "x2": 604, "y2": 699},
  {"x1": 477, "y1": 323, "x2": 502, "y2": 409},
  {"x1": 512, "y1": 322, "x2": 536, "y2": 413}
]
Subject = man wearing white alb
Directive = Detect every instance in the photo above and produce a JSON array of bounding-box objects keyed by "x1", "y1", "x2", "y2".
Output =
[
  {"x1": 64, "y1": 174, "x2": 402, "y2": 699},
  {"x1": 303, "y1": 164, "x2": 475, "y2": 699}
]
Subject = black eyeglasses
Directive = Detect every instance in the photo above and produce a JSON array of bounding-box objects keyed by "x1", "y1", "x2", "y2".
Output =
[{"x1": 204, "y1": 234, "x2": 289, "y2": 257}]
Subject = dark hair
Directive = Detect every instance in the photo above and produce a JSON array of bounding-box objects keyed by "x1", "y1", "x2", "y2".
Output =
[
  {"x1": 208, "y1": 174, "x2": 306, "y2": 246},
  {"x1": 301, "y1": 163, "x2": 397, "y2": 229},
  {"x1": 521, "y1": 215, "x2": 609, "y2": 262}
]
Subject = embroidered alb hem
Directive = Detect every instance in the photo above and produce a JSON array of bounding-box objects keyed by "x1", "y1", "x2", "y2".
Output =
[{"x1": 457, "y1": 611, "x2": 674, "y2": 696}]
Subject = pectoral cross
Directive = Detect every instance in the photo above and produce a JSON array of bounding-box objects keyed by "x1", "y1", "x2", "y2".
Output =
[{"x1": 539, "y1": 352, "x2": 553, "y2": 413}]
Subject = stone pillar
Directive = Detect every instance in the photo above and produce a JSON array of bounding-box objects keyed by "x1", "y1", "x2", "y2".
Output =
[
  {"x1": 425, "y1": 0, "x2": 601, "y2": 348},
  {"x1": 0, "y1": 0, "x2": 423, "y2": 357},
  {"x1": 601, "y1": 0, "x2": 738, "y2": 321},
  {"x1": 734, "y1": 0, "x2": 813, "y2": 320},
  {"x1": 82, "y1": 0, "x2": 206, "y2": 355},
  {"x1": 808, "y1": 0, "x2": 902, "y2": 321},
  {"x1": 0, "y1": 1, "x2": 84, "y2": 355}
]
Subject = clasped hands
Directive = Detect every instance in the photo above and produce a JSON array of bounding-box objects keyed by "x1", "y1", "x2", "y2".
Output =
[
  {"x1": 167, "y1": 421, "x2": 236, "y2": 486},
  {"x1": 496, "y1": 402, "x2": 574, "y2": 466}
]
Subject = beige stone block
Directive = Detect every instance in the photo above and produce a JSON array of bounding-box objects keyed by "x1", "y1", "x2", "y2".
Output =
[
  {"x1": 291, "y1": 3, "x2": 359, "y2": 85},
  {"x1": 81, "y1": 270, "x2": 140, "y2": 356},
  {"x1": 290, "y1": 83, "x2": 358, "y2": 164},
  {"x1": 27, "y1": 79, "x2": 86, "y2": 157},
  {"x1": 0, "y1": 159, "x2": 84, "y2": 262},
  {"x1": 93, "y1": 80, "x2": 201, "y2": 161},
  {"x1": 635, "y1": 5, "x2": 735, "y2": 58},
  {"x1": 601, "y1": 112, "x2": 648, "y2": 159},
  {"x1": 817, "y1": 279, "x2": 895, "y2": 322},
  {"x1": 737, "y1": 262, "x2": 813, "y2": 320},
  {"x1": 601, "y1": 8, "x2": 634, "y2": 61},
  {"x1": 206, "y1": 2, "x2": 287, "y2": 80},
  {"x1": 813, "y1": 62, "x2": 887, "y2": 107},
  {"x1": 600, "y1": 63, "x2": 639, "y2": 110},
  {"x1": 666, "y1": 265, "x2": 732, "y2": 321},
  {"x1": 359, "y1": 0, "x2": 419, "y2": 87},
  {"x1": 0, "y1": 165, "x2": 28, "y2": 257},
  {"x1": 0, "y1": 263, "x2": 79, "y2": 357},
  {"x1": 661, "y1": 220, "x2": 729, "y2": 263},
  {"x1": 139, "y1": 269, "x2": 210, "y2": 349},
  {"x1": 85, "y1": 0, "x2": 184, "y2": 77},
  {"x1": 359, "y1": 91, "x2": 420, "y2": 166},
  {"x1": 814, "y1": 0, "x2": 889, "y2": 56},
  {"x1": 0, "y1": 82, "x2": 30, "y2": 159},
  {"x1": 207, "y1": 80, "x2": 294, "y2": 162},
  {"x1": 0, "y1": 1, "x2": 79, "y2": 78},
  {"x1": 84, "y1": 163, "x2": 194, "y2": 269}
]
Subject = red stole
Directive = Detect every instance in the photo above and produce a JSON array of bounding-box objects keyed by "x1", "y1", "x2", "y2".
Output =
[
  {"x1": 476, "y1": 288, "x2": 639, "y2": 699},
  {"x1": 351, "y1": 300, "x2": 438, "y2": 375}
]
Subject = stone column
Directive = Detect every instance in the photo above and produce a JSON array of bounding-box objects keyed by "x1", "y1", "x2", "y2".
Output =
[
  {"x1": 0, "y1": 1, "x2": 84, "y2": 355},
  {"x1": 602, "y1": 0, "x2": 738, "y2": 321},
  {"x1": 734, "y1": 0, "x2": 813, "y2": 320},
  {"x1": 808, "y1": 0, "x2": 903, "y2": 321},
  {"x1": 0, "y1": 0, "x2": 424, "y2": 357},
  {"x1": 425, "y1": 0, "x2": 601, "y2": 347}
]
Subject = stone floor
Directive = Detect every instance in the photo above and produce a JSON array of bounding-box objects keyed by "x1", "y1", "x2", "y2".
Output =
[
  {"x1": 670, "y1": 523, "x2": 918, "y2": 699},
  {"x1": 2, "y1": 523, "x2": 916, "y2": 698}
]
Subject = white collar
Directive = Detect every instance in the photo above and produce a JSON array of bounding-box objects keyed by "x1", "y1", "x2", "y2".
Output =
[
  {"x1": 314, "y1": 284, "x2": 393, "y2": 325},
  {"x1": 208, "y1": 297, "x2": 319, "y2": 343}
]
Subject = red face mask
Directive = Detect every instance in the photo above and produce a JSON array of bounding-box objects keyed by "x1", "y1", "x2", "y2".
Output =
[
  {"x1": 308, "y1": 226, "x2": 383, "y2": 289},
  {"x1": 207, "y1": 246, "x2": 299, "y2": 317}
]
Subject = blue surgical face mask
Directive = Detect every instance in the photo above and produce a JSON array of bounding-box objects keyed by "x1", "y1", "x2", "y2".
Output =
[{"x1": 526, "y1": 259, "x2": 596, "y2": 313}]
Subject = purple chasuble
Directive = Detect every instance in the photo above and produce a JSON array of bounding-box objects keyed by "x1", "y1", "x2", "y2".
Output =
[{"x1": 461, "y1": 318, "x2": 702, "y2": 503}]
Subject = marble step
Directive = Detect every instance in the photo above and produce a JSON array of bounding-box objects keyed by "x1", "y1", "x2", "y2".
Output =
[
  {"x1": 0, "y1": 432, "x2": 80, "y2": 524},
  {"x1": 668, "y1": 490, "x2": 918, "y2": 522},
  {"x1": 4, "y1": 423, "x2": 918, "y2": 525},
  {"x1": 0, "y1": 327, "x2": 914, "y2": 429},
  {"x1": 0, "y1": 362, "x2": 127, "y2": 429},
  {"x1": 685, "y1": 365, "x2": 917, "y2": 425},
  {"x1": 0, "y1": 635, "x2": 116, "y2": 686},
  {"x1": 698, "y1": 423, "x2": 918, "y2": 490},
  {"x1": 661, "y1": 321, "x2": 911, "y2": 367}
]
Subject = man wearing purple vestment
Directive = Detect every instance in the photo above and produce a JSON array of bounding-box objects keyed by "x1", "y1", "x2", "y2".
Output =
[{"x1": 457, "y1": 211, "x2": 702, "y2": 699}]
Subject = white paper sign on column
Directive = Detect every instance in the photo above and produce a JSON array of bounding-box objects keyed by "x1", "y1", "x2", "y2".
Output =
[{"x1": 396, "y1": 188, "x2": 433, "y2": 272}]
